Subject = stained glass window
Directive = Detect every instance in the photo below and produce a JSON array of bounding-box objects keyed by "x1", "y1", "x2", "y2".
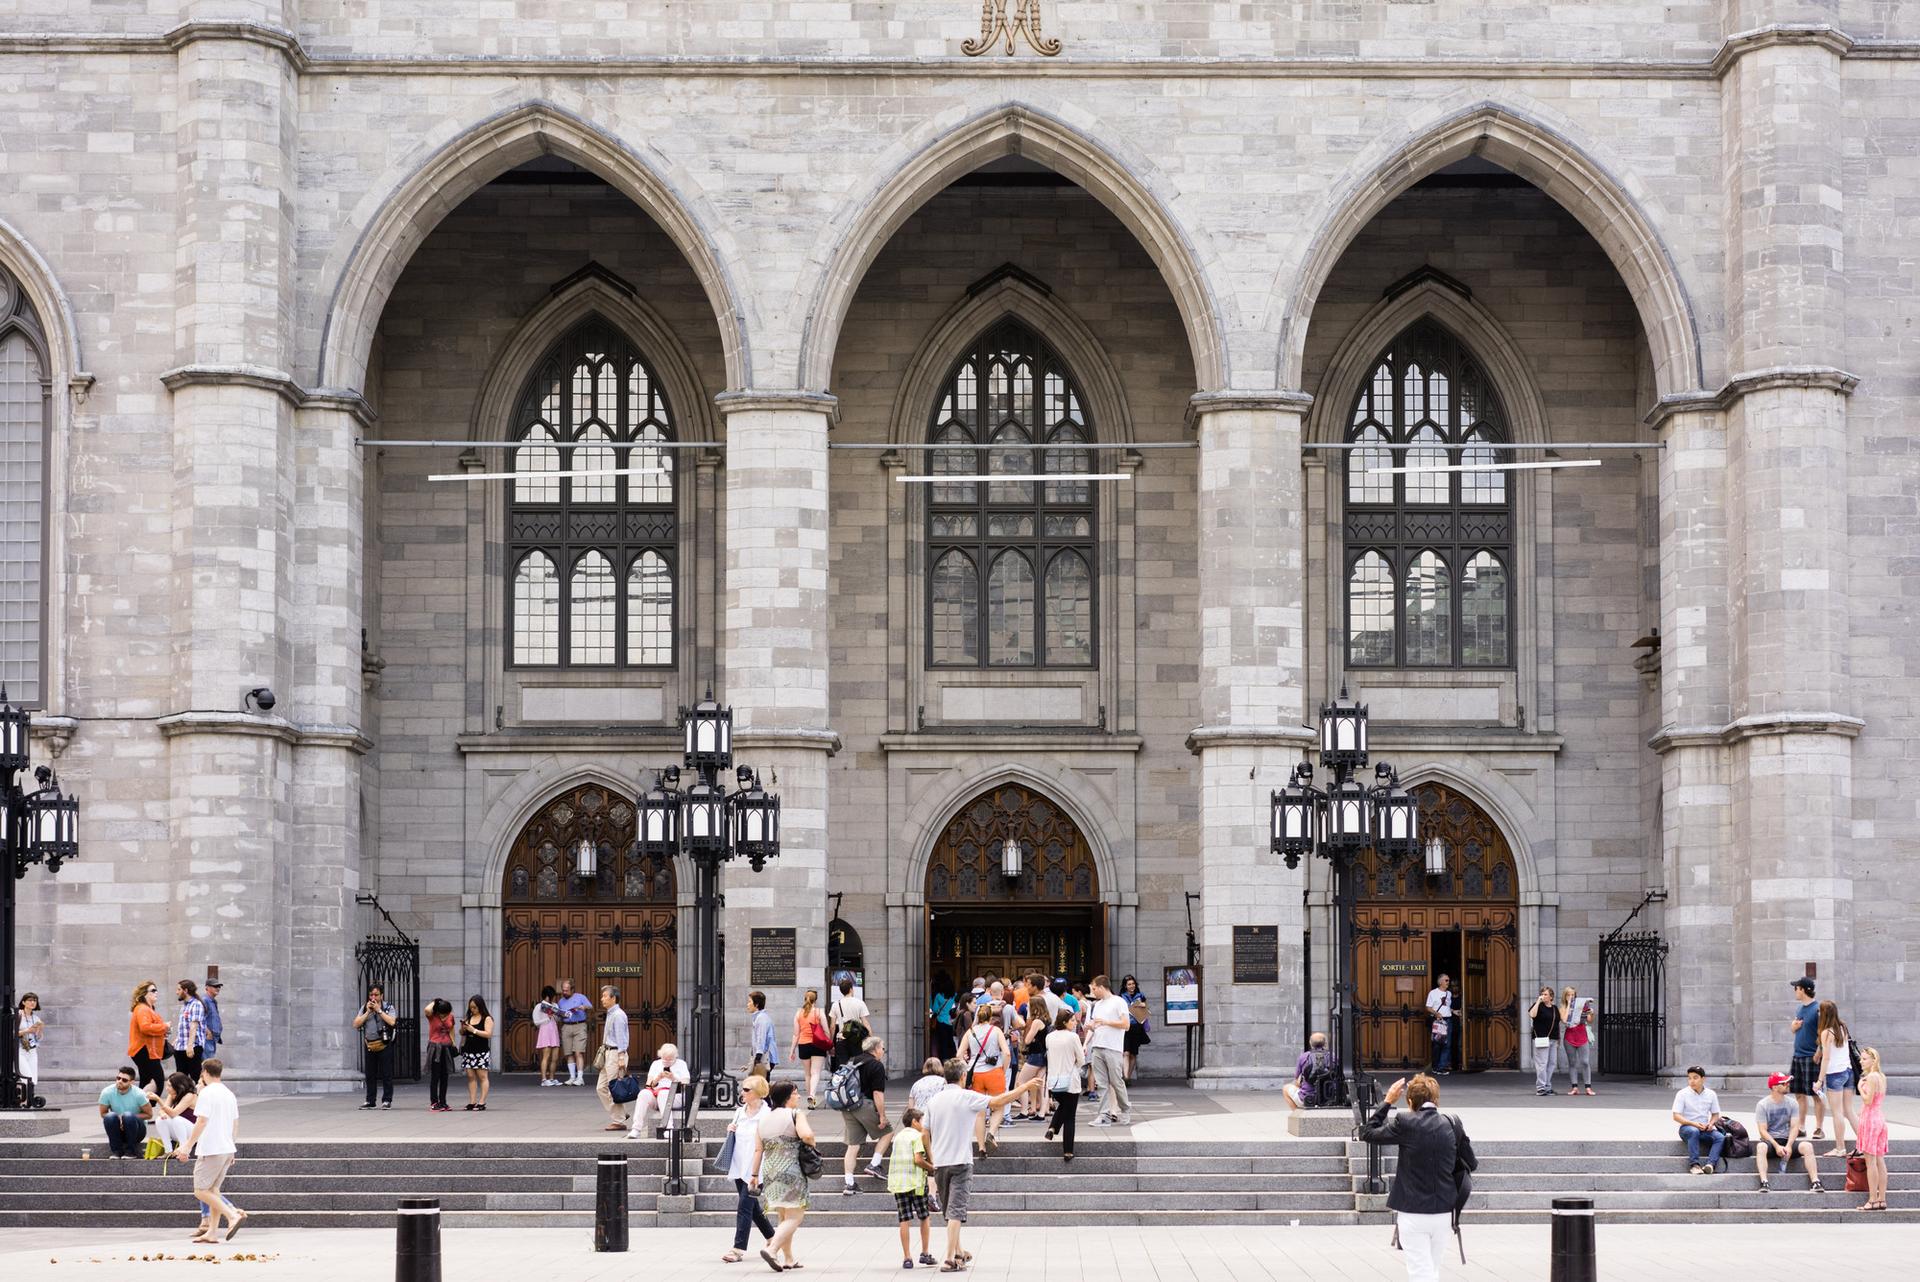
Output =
[{"x1": 0, "y1": 269, "x2": 46, "y2": 706}]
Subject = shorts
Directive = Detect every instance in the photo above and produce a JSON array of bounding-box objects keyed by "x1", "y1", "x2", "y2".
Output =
[
  {"x1": 932, "y1": 1165, "x2": 972, "y2": 1223},
  {"x1": 843, "y1": 1102, "x2": 892, "y2": 1145},
  {"x1": 561, "y1": 1023, "x2": 588, "y2": 1056},
  {"x1": 969, "y1": 1067, "x2": 1006, "y2": 1096},
  {"x1": 894, "y1": 1191, "x2": 930, "y2": 1222},
  {"x1": 798, "y1": 1043, "x2": 828, "y2": 1060},
  {"x1": 1788, "y1": 1055, "x2": 1819, "y2": 1097},
  {"x1": 535, "y1": 1022, "x2": 560, "y2": 1050},
  {"x1": 193, "y1": 1152, "x2": 234, "y2": 1193},
  {"x1": 1825, "y1": 1069, "x2": 1853, "y2": 1091}
]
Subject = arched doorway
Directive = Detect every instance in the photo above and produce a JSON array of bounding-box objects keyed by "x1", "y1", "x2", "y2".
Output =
[
  {"x1": 501, "y1": 783, "x2": 677, "y2": 1071},
  {"x1": 1353, "y1": 783, "x2": 1519, "y2": 1071},
  {"x1": 925, "y1": 783, "x2": 1102, "y2": 1032}
]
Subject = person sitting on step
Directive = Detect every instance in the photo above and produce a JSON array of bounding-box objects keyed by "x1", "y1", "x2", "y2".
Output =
[
  {"x1": 627, "y1": 1042, "x2": 692, "y2": 1140},
  {"x1": 1753, "y1": 1072, "x2": 1823, "y2": 1194},
  {"x1": 1671, "y1": 1065, "x2": 1725, "y2": 1174}
]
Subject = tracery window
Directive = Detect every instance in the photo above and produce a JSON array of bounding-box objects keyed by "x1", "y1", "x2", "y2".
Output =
[
  {"x1": 0, "y1": 267, "x2": 47, "y2": 706},
  {"x1": 508, "y1": 319, "x2": 676, "y2": 668},
  {"x1": 927, "y1": 320, "x2": 1095, "y2": 668},
  {"x1": 1343, "y1": 320, "x2": 1511, "y2": 669}
]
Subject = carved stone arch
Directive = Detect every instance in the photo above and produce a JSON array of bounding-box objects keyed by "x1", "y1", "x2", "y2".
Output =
[
  {"x1": 797, "y1": 101, "x2": 1228, "y2": 393},
  {"x1": 1389, "y1": 762, "x2": 1546, "y2": 905},
  {"x1": 314, "y1": 98, "x2": 751, "y2": 395},
  {"x1": 0, "y1": 219, "x2": 83, "y2": 715},
  {"x1": 475, "y1": 760, "x2": 695, "y2": 898},
  {"x1": 1306, "y1": 282, "x2": 1556, "y2": 726},
  {"x1": 1275, "y1": 98, "x2": 1706, "y2": 401},
  {"x1": 885, "y1": 276, "x2": 1136, "y2": 447},
  {"x1": 468, "y1": 270, "x2": 720, "y2": 449},
  {"x1": 900, "y1": 762, "x2": 1126, "y2": 905},
  {"x1": 924, "y1": 781, "x2": 1100, "y2": 906}
]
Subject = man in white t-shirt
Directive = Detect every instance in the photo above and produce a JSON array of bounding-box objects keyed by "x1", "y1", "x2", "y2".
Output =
[
  {"x1": 1086, "y1": 974, "x2": 1132, "y2": 1125},
  {"x1": 176, "y1": 1058, "x2": 245, "y2": 1242},
  {"x1": 828, "y1": 977, "x2": 870, "y2": 1065},
  {"x1": 1424, "y1": 975, "x2": 1455, "y2": 1075},
  {"x1": 923, "y1": 1060, "x2": 1040, "y2": 1269}
]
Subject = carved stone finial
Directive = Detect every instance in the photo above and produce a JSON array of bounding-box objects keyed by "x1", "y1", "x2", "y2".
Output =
[{"x1": 963, "y1": 0, "x2": 1062, "y2": 57}]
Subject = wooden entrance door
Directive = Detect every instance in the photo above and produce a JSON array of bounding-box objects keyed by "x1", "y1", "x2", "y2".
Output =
[
  {"x1": 1352, "y1": 784, "x2": 1520, "y2": 1071},
  {"x1": 500, "y1": 784, "x2": 678, "y2": 1071}
]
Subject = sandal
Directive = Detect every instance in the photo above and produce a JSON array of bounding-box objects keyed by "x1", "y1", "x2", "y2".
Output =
[
  {"x1": 1584, "y1": 1088, "x2": 1596, "y2": 1096},
  {"x1": 224, "y1": 1212, "x2": 248, "y2": 1241},
  {"x1": 940, "y1": 1264, "x2": 965, "y2": 1274},
  {"x1": 1812, "y1": 1129, "x2": 1825, "y2": 1140},
  {"x1": 957, "y1": 1252, "x2": 973, "y2": 1263},
  {"x1": 723, "y1": 1251, "x2": 745, "y2": 1263},
  {"x1": 759, "y1": 1249, "x2": 784, "y2": 1272}
]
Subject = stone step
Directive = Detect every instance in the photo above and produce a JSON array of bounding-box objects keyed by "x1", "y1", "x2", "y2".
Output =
[
  {"x1": 1464, "y1": 1190, "x2": 1910, "y2": 1211},
  {"x1": 688, "y1": 1191, "x2": 1361, "y2": 1212},
  {"x1": 1466, "y1": 1173, "x2": 1920, "y2": 1191}
]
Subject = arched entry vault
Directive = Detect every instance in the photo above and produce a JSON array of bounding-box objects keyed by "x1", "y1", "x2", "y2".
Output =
[
  {"x1": 1276, "y1": 100, "x2": 1706, "y2": 401},
  {"x1": 314, "y1": 100, "x2": 751, "y2": 395},
  {"x1": 796, "y1": 102, "x2": 1230, "y2": 394}
]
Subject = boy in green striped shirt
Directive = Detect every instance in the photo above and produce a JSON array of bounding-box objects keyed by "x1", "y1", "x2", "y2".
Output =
[{"x1": 889, "y1": 1107, "x2": 937, "y2": 1268}]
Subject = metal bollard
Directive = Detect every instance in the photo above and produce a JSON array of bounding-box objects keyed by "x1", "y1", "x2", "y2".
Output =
[
  {"x1": 595, "y1": 1153, "x2": 630, "y2": 1252},
  {"x1": 395, "y1": 1197, "x2": 442, "y2": 1282},
  {"x1": 1549, "y1": 1196, "x2": 1596, "y2": 1282}
]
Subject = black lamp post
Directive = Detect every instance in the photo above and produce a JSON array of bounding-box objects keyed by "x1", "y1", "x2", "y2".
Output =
[
  {"x1": 1, "y1": 687, "x2": 80, "y2": 1111},
  {"x1": 636, "y1": 691, "x2": 780, "y2": 1112},
  {"x1": 1270, "y1": 686, "x2": 1417, "y2": 1136}
]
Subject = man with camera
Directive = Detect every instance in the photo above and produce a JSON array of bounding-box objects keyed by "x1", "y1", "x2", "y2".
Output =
[{"x1": 352, "y1": 985, "x2": 398, "y2": 1110}]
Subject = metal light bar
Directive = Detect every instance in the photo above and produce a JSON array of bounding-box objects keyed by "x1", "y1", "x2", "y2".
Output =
[
  {"x1": 894, "y1": 473, "x2": 1131, "y2": 483},
  {"x1": 1306, "y1": 441, "x2": 1653, "y2": 451},
  {"x1": 832, "y1": 442, "x2": 1194, "y2": 451},
  {"x1": 1367, "y1": 459, "x2": 1603, "y2": 476},
  {"x1": 362, "y1": 439, "x2": 722, "y2": 449},
  {"x1": 428, "y1": 466, "x2": 671, "y2": 482}
]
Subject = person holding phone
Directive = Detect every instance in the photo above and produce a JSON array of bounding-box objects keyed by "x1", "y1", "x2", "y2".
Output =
[
  {"x1": 353, "y1": 985, "x2": 397, "y2": 1110},
  {"x1": 460, "y1": 995, "x2": 494, "y2": 1110}
]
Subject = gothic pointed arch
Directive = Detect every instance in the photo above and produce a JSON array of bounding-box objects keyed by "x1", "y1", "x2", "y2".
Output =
[
  {"x1": 315, "y1": 100, "x2": 750, "y2": 394},
  {"x1": 798, "y1": 102, "x2": 1227, "y2": 392},
  {"x1": 1277, "y1": 100, "x2": 1704, "y2": 401}
]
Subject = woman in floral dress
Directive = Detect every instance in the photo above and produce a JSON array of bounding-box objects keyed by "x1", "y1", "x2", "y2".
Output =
[{"x1": 750, "y1": 1080, "x2": 815, "y2": 1270}]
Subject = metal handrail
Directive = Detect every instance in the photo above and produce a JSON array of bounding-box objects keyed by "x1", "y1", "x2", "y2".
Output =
[{"x1": 664, "y1": 1081, "x2": 690, "y2": 1196}]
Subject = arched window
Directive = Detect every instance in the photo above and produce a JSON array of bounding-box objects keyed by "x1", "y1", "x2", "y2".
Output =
[
  {"x1": 0, "y1": 267, "x2": 48, "y2": 705},
  {"x1": 927, "y1": 320, "x2": 1096, "y2": 668},
  {"x1": 507, "y1": 319, "x2": 676, "y2": 668},
  {"x1": 1343, "y1": 320, "x2": 1512, "y2": 669}
]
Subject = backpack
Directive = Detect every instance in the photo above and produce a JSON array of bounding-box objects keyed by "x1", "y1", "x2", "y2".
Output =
[
  {"x1": 824, "y1": 1059, "x2": 867, "y2": 1112},
  {"x1": 1304, "y1": 1050, "x2": 1343, "y2": 1108},
  {"x1": 1715, "y1": 1116, "x2": 1752, "y2": 1161}
]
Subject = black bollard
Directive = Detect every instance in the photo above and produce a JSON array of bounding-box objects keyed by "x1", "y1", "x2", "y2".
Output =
[
  {"x1": 1549, "y1": 1196, "x2": 1596, "y2": 1282},
  {"x1": 395, "y1": 1197, "x2": 442, "y2": 1282},
  {"x1": 595, "y1": 1153, "x2": 630, "y2": 1252}
]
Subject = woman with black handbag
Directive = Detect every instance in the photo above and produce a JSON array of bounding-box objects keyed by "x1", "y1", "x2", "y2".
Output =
[
  {"x1": 749, "y1": 1080, "x2": 817, "y2": 1271},
  {"x1": 720, "y1": 1076, "x2": 777, "y2": 1263}
]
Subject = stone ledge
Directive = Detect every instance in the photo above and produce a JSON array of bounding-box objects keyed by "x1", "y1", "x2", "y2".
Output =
[
  {"x1": 1186, "y1": 389, "x2": 1315, "y2": 423},
  {"x1": 713, "y1": 389, "x2": 840, "y2": 423},
  {"x1": 0, "y1": 1112, "x2": 70, "y2": 1138},
  {"x1": 1286, "y1": 1110, "x2": 1353, "y2": 1138},
  {"x1": 158, "y1": 364, "x2": 378, "y2": 428},
  {"x1": 1649, "y1": 712, "x2": 1864, "y2": 754},
  {"x1": 732, "y1": 727, "x2": 843, "y2": 756},
  {"x1": 880, "y1": 731, "x2": 1142, "y2": 753},
  {"x1": 1711, "y1": 23, "x2": 1855, "y2": 77},
  {"x1": 155, "y1": 711, "x2": 373, "y2": 754},
  {"x1": 1185, "y1": 725, "x2": 1318, "y2": 754},
  {"x1": 1645, "y1": 365, "x2": 1860, "y2": 428}
]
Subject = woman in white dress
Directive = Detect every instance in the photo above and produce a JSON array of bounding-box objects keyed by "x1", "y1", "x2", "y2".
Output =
[{"x1": 15, "y1": 993, "x2": 41, "y2": 1094}]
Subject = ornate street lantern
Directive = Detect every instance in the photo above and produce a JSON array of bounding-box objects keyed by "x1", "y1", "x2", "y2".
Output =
[
  {"x1": 682, "y1": 691, "x2": 732, "y2": 773},
  {"x1": 997, "y1": 834, "x2": 1026, "y2": 882},
  {"x1": 1371, "y1": 768, "x2": 1419, "y2": 860},
  {"x1": 1424, "y1": 833, "x2": 1449, "y2": 879},
  {"x1": 1324, "y1": 774, "x2": 1372, "y2": 854},
  {"x1": 1270, "y1": 763, "x2": 1319, "y2": 868},
  {"x1": 1318, "y1": 686, "x2": 1369, "y2": 771},
  {"x1": 636, "y1": 769, "x2": 681, "y2": 860},
  {"x1": 731, "y1": 767, "x2": 781, "y2": 871},
  {"x1": 682, "y1": 776, "x2": 729, "y2": 859}
]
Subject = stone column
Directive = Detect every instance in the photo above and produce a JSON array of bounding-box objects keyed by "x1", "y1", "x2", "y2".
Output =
[
  {"x1": 159, "y1": 11, "x2": 306, "y2": 1089},
  {"x1": 715, "y1": 393, "x2": 839, "y2": 1063},
  {"x1": 1649, "y1": 403, "x2": 1735, "y2": 1070},
  {"x1": 1719, "y1": 23, "x2": 1860, "y2": 1075},
  {"x1": 1185, "y1": 392, "x2": 1314, "y2": 1087}
]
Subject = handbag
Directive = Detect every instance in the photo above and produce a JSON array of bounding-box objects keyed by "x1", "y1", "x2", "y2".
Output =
[
  {"x1": 961, "y1": 1031, "x2": 990, "y2": 1089},
  {"x1": 1846, "y1": 1153, "x2": 1869, "y2": 1193},
  {"x1": 796, "y1": 1140, "x2": 823, "y2": 1179},
  {"x1": 607, "y1": 1071, "x2": 641, "y2": 1105},
  {"x1": 593, "y1": 1045, "x2": 608, "y2": 1072},
  {"x1": 1533, "y1": 1036, "x2": 1552, "y2": 1048},
  {"x1": 366, "y1": 1038, "x2": 388, "y2": 1053},
  {"x1": 142, "y1": 1136, "x2": 166, "y2": 1161},
  {"x1": 715, "y1": 1129, "x2": 738, "y2": 1172}
]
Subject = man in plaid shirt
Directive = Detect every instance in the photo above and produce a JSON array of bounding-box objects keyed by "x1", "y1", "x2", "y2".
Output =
[{"x1": 173, "y1": 979, "x2": 210, "y2": 1081}]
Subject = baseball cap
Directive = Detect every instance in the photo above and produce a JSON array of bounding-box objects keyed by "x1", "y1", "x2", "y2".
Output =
[
  {"x1": 1767, "y1": 1072, "x2": 1789, "y2": 1089},
  {"x1": 206, "y1": 980, "x2": 223, "y2": 990},
  {"x1": 1791, "y1": 976, "x2": 1815, "y2": 995}
]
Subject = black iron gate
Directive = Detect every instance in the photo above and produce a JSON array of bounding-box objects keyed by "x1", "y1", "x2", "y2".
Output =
[
  {"x1": 355, "y1": 934, "x2": 422, "y2": 1082},
  {"x1": 1597, "y1": 930, "x2": 1667, "y2": 1078}
]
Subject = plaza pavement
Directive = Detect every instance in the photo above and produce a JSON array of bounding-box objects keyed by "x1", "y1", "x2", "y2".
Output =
[{"x1": 1, "y1": 1222, "x2": 1914, "y2": 1281}]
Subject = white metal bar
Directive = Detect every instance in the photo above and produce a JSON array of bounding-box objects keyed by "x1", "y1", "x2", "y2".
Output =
[
  {"x1": 893, "y1": 473, "x2": 1131, "y2": 483},
  {"x1": 427, "y1": 466, "x2": 670, "y2": 482},
  {"x1": 362, "y1": 439, "x2": 720, "y2": 449},
  {"x1": 1366, "y1": 459, "x2": 1603, "y2": 476},
  {"x1": 1307, "y1": 441, "x2": 1653, "y2": 451},
  {"x1": 831, "y1": 442, "x2": 1193, "y2": 450}
]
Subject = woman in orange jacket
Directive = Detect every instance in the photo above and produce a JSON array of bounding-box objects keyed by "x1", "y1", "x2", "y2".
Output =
[{"x1": 128, "y1": 981, "x2": 169, "y2": 1092}]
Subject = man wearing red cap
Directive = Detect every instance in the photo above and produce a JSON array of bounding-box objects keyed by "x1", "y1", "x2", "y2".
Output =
[{"x1": 1753, "y1": 1072, "x2": 1823, "y2": 1193}]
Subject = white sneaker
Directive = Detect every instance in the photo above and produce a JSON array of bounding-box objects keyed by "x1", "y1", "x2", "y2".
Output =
[
  {"x1": 1115, "y1": 1114, "x2": 1132, "y2": 1125},
  {"x1": 1092, "y1": 1115, "x2": 1114, "y2": 1127}
]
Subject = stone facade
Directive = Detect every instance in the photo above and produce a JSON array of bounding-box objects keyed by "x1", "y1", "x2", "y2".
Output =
[{"x1": 1, "y1": 1, "x2": 1913, "y2": 1094}]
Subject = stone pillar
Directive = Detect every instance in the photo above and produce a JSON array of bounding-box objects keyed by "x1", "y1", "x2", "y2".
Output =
[
  {"x1": 1719, "y1": 23, "x2": 1860, "y2": 1075},
  {"x1": 1649, "y1": 403, "x2": 1735, "y2": 1070},
  {"x1": 715, "y1": 393, "x2": 839, "y2": 1063},
  {"x1": 159, "y1": 10, "x2": 306, "y2": 1089},
  {"x1": 1185, "y1": 392, "x2": 1314, "y2": 1087}
]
